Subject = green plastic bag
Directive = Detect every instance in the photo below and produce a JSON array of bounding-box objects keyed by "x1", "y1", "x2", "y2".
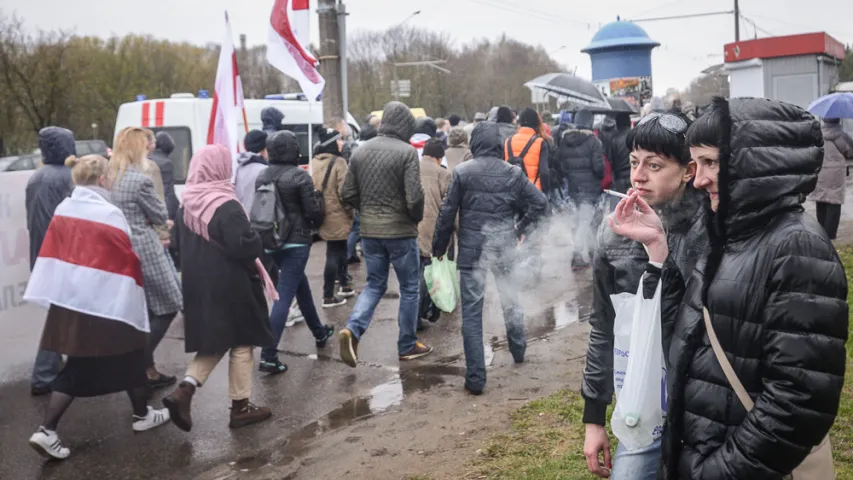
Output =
[{"x1": 424, "y1": 257, "x2": 459, "y2": 313}]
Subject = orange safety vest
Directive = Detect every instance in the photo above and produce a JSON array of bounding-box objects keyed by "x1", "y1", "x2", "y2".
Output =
[{"x1": 504, "y1": 127, "x2": 544, "y2": 190}]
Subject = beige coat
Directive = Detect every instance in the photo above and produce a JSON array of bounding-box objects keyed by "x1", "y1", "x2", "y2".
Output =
[
  {"x1": 445, "y1": 145, "x2": 472, "y2": 171},
  {"x1": 312, "y1": 153, "x2": 353, "y2": 241},
  {"x1": 418, "y1": 158, "x2": 451, "y2": 257}
]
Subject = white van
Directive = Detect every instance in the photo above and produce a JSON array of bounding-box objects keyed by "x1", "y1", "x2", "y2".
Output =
[{"x1": 114, "y1": 93, "x2": 361, "y2": 183}]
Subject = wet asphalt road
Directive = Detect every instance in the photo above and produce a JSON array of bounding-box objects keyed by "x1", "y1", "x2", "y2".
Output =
[{"x1": 0, "y1": 236, "x2": 590, "y2": 480}]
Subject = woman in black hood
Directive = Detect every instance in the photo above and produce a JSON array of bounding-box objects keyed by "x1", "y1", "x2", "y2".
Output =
[
  {"x1": 610, "y1": 97, "x2": 847, "y2": 480},
  {"x1": 255, "y1": 131, "x2": 335, "y2": 374}
]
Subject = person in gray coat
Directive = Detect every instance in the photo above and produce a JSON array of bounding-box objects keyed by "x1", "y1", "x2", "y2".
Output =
[
  {"x1": 111, "y1": 127, "x2": 183, "y2": 389},
  {"x1": 810, "y1": 117, "x2": 853, "y2": 240},
  {"x1": 150, "y1": 132, "x2": 180, "y2": 220},
  {"x1": 25, "y1": 126, "x2": 75, "y2": 396},
  {"x1": 338, "y1": 101, "x2": 432, "y2": 368},
  {"x1": 234, "y1": 130, "x2": 269, "y2": 212}
]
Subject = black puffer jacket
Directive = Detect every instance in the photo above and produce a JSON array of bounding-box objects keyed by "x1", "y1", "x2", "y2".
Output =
[
  {"x1": 654, "y1": 98, "x2": 847, "y2": 480},
  {"x1": 557, "y1": 128, "x2": 605, "y2": 200},
  {"x1": 602, "y1": 118, "x2": 632, "y2": 192},
  {"x1": 255, "y1": 131, "x2": 323, "y2": 245},
  {"x1": 261, "y1": 107, "x2": 285, "y2": 134},
  {"x1": 340, "y1": 101, "x2": 424, "y2": 239},
  {"x1": 432, "y1": 122, "x2": 548, "y2": 269},
  {"x1": 151, "y1": 132, "x2": 180, "y2": 220},
  {"x1": 581, "y1": 187, "x2": 707, "y2": 424}
]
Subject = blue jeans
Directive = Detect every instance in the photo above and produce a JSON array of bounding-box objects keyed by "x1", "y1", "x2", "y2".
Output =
[
  {"x1": 262, "y1": 246, "x2": 326, "y2": 360},
  {"x1": 459, "y1": 264, "x2": 526, "y2": 391},
  {"x1": 345, "y1": 237, "x2": 419, "y2": 355},
  {"x1": 32, "y1": 349, "x2": 62, "y2": 389},
  {"x1": 611, "y1": 438, "x2": 661, "y2": 480},
  {"x1": 346, "y1": 212, "x2": 361, "y2": 260}
]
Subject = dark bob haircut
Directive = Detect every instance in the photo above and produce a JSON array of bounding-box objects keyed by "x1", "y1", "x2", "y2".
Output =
[
  {"x1": 686, "y1": 99, "x2": 726, "y2": 149},
  {"x1": 625, "y1": 112, "x2": 692, "y2": 166}
]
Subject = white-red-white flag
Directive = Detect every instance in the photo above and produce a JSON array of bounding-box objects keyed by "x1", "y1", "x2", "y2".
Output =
[
  {"x1": 267, "y1": 0, "x2": 325, "y2": 101},
  {"x1": 24, "y1": 187, "x2": 149, "y2": 333},
  {"x1": 208, "y1": 12, "x2": 246, "y2": 177}
]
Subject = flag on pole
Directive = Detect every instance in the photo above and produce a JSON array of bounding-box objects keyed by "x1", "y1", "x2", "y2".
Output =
[
  {"x1": 267, "y1": 0, "x2": 325, "y2": 101},
  {"x1": 208, "y1": 12, "x2": 246, "y2": 178}
]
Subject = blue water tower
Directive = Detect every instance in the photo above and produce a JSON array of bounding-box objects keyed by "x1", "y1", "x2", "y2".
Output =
[{"x1": 582, "y1": 19, "x2": 659, "y2": 107}]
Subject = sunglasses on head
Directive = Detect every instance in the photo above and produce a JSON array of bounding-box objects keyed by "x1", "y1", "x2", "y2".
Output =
[{"x1": 638, "y1": 112, "x2": 688, "y2": 135}]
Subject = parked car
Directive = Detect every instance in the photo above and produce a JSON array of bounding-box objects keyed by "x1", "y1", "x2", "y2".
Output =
[{"x1": 0, "y1": 154, "x2": 41, "y2": 172}]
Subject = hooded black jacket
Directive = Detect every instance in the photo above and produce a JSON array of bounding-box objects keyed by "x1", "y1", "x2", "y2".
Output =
[
  {"x1": 432, "y1": 121, "x2": 548, "y2": 269},
  {"x1": 557, "y1": 128, "x2": 605, "y2": 201},
  {"x1": 261, "y1": 107, "x2": 285, "y2": 134},
  {"x1": 652, "y1": 98, "x2": 847, "y2": 480},
  {"x1": 255, "y1": 131, "x2": 323, "y2": 245},
  {"x1": 581, "y1": 187, "x2": 707, "y2": 425},
  {"x1": 150, "y1": 132, "x2": 180, "y2": 219},
  {"x1": 26, "y1": 127, "x2": 74, "y2": 268},
  {"x1": 340, "y1": 101, "x2": 424, "y2": 239},
  {"x1": 600, "y1": 117, "x2": 632, "y2": 192}
]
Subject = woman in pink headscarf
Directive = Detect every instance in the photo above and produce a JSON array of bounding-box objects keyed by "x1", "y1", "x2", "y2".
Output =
[{"x1": 162, "y1": 145, "x2": 277, "y2": 432}]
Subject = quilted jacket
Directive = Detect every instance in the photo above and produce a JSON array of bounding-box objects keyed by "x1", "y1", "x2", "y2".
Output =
[
  {"x1": 340, "y1": 101, "x2": 424, "y2": 239},
  {"x1": 654, "y1": 98, "x2": 847, "y2": 480}
]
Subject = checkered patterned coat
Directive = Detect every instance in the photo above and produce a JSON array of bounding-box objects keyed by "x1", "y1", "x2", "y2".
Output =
[{"x1": 111, "y1": 166, "x2": 183, "y2": 315}]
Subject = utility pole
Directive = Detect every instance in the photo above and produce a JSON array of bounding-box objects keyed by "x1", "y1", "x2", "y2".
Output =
[
  {"x1": 338, "y1": 1, "x2": 349, "y2": 117},
  {"x1": 734, "y1": 0, "x2": 740, "y2": 41},
  {"x1": 317, "y1": 0, "x2": 344, "y2": 121}
]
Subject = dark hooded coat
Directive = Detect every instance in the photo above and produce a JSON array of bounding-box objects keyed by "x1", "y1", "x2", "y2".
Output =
[
  {"x1": 340, "y1": 101, "x2": 425, "y2": 239},
  {"x1": 255, "y1": 131, "x2": 323, "y2": 246},
  {"x1": 26, "y1": 127, "x2": 75, "y2": 268},
  {"x1": 261, "y1": 107, "x2": 285, "y2": 134},
  {"x1": 150, "y1": 132, "x2": 180, "y2": 219},
  {"x1": 652, "y1": 98, "x2": 847, "y2": 480},
  {"x1": 432, "y1": 121, "x2": 548, "y2": 269}
]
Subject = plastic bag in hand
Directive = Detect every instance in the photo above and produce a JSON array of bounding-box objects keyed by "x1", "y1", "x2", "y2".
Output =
[
  {"x1": 424, "y1": 257, "x2": 459, "y2": 313},
  {"x1": 611, "y1": 278, "x2": 665, "y2": 451}
]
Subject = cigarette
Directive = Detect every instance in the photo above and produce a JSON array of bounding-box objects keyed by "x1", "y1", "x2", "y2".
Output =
[{"x1": 604, "y1": 189, "x2": 630, "y2": 199}]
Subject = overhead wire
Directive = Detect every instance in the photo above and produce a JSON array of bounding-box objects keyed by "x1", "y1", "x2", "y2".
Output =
[{"x1": 461, "y1": 0, "x2": 595, "y2": 28}]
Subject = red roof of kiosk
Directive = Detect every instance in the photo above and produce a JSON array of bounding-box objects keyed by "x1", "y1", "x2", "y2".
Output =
[{"x1": 724, "y1": 32, "x2": 845, "y2": 63}]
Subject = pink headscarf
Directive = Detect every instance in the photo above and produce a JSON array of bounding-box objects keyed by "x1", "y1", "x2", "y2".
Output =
[{"x1": 182, "y1": 145, "x2": 278, "y2": 301}]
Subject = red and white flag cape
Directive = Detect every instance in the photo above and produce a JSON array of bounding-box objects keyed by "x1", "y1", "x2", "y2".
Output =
[
  {"x1": 208, "y1": 12, "x2": 247, "y2": 178},
  {"x1": 267, "y1": 0, "x2": 325, "y2": 101},
  {"x1": 24, "y1": 187, "x2": 149, "y2": 333}
]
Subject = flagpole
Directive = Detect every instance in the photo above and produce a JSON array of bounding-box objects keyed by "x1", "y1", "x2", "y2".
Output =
[{"x1": 307, "y1": 100, "x2": 313, "y2": 172}]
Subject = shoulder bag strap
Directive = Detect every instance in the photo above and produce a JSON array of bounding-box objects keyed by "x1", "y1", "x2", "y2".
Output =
[
  {"x1": 518, "y1": 134, "x2": 539, "y2": 159},
  {"x1": 703, "y1": 307, "x2": 755, "y2": 411},
  {"x1": 321, "y1": 157, "x2": 337, "y2": 193},
  {"x1": 504, "y1": 135, "x2": 515, "y2": 160}
]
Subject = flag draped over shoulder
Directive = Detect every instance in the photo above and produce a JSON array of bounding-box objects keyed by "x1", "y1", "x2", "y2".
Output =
[
  {"x1": 24, "y1": 187, "x2": 149, "y2": 333},
  {"x1": 267, "y1": 0, "x2": 325, "y2": 101}
]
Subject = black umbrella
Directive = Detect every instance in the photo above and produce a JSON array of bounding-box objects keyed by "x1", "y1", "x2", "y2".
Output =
[{"x1": 525, "y1": 73, "x2": 610, "y2": 108}]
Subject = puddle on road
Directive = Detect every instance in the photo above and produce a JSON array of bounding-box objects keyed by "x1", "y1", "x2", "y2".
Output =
[{"x1": 236, "y1": 365, "x2": 460, "y2": 472}]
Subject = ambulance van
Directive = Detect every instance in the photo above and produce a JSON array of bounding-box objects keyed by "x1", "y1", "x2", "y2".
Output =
[{"x1": 114, "y1": 92, "x2": 361, "y2": 184}]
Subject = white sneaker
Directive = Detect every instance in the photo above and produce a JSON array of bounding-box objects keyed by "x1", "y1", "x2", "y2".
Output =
[
  {"x1": 132, "y1": 406, "x2": 171, "y2": 432},
  {"x1": 286, "y1": 306, "x2": 304, "y2": 327},
  {"x1": 29, "y1": 427, "x2": 70, "y2": 460}
]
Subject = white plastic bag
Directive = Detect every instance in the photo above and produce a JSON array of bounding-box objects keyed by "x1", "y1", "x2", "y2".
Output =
[
  {"x1": 611, "y1": 278, "x2": 666, "y2": 451},
  {"x1": 610, "y1": 292, "x2": 635, "y2": 394}
]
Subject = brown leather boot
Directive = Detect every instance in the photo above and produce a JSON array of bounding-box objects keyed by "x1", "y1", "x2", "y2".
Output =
[
  {"x1": 229, "y1": 399, "x2": 272, "y2": 429},
  {"x1": 162, "y1": 381, "x2": 195, "y2": 432}
]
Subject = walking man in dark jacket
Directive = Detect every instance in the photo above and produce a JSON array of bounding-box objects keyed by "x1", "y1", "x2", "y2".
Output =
[
  {"x1": 338, "y1": 101, "x2": 432, "y2": 367},
  {"x1": 26, "y1": 127, "x2": 76, "y2": 396},
  {"x1": 150, "y1": 132, "x2": 180, "y2": 220},
  {"x1": 557, "y1": 108, "x2": 605, "y2": 268},
  {"x1": 600, "y1": 113, "x2": 632, "y2": 196},
  {"x1": 432, "y1": 121, "x2": 548, "y2": 395},
  {"x1": 582, "y1": 112, "x2": 706, "y2": 479}
]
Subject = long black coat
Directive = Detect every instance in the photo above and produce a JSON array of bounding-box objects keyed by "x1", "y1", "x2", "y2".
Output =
[
  {"x1": 177, "y1": 200, "x2": 274, "y2": 354},
  {"x1": 654, "y1": 98, "x2": 848, "y2": 480}
]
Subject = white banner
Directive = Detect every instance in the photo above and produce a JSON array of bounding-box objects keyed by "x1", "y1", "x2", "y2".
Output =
[{"x1": 0, "y1": 171, "x2": 35, "y2": 322}]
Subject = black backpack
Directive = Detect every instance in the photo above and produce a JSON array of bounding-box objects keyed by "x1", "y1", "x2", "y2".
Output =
[
  {"x1": 505, "y1": 134, "x2": 540, "y2": 180},
  {"x1": 250, "y1": 167, "x2": 291, "y2": 251}
]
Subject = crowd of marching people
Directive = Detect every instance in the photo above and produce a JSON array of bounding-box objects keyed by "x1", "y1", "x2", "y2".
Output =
[{"x1": 18, "y1": 93, "x2": 853, "y2": 480}]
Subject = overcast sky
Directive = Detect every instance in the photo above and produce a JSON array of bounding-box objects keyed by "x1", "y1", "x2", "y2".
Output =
[{"x1": 5, "y1": 0, "x2": 853, "y2": 96}]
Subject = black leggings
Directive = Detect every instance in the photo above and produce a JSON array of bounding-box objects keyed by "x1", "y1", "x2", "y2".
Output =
[
  {"x1": 324, "y1": 240, "x2": 349, "y2": 298},
  {"x1": 816, "y1": 202, "x2": 842, "y2": 240},
  {"x1": 145, "y1": 311, "x2": 176, "y2": 368}
]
